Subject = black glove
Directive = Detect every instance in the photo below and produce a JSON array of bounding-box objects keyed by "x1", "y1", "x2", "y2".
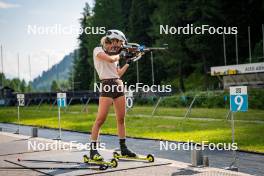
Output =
[
  {"x1": 119, "y1": 50, "x2": 134, "y2": 60},
  {"x1": 119, "y1": 50, "x2": 126, "y2": 60},
  {"x1": 126, "y1": 58, "x2": 132, "y2": 65},
  {"x1": 119, "y1": 50, "x2": 136, "y2": 65}
]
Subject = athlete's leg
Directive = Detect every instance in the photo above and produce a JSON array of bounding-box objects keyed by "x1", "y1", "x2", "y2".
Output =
[
  {"x1": 113, "y1": 95, "x2": 126, "y2": 138},
  {"x1": 113, "y1": 95, "x2": 136, "y2": 157},
  {"x1": 90, "y1": 97, "x2": 113, "y2": 160}
]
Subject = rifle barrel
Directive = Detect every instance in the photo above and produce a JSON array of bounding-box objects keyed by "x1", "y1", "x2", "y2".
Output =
[{"x1": 144, "y1": 47, "x2": 167, "y2": 51}]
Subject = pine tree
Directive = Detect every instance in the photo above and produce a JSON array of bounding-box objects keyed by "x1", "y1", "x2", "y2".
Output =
[
  {"x1": 51, "y1": 80, "x2": 59, "y2": 92},
  {"x1": 74, "y1": 0, "x2": 130, "y2": 89},
  {"x1": 0, "y1": 73, "x2": 5, "y2": 87},
  {"x1": 20, "y1": 79, "x2": 26, "y2": 92},
  {"x1": 151, "y1": 0, "x2": 190, "y2": 91},
  {"x1": 124, "y1": 0, "x2": 156, "y2": 85},
  {"x1": 184, "y1": 0, "x2": 222, "y2": 89},
  {"x1": 73, "y1": 3, "x2": 93, "y2": 90},
  {"x1": 27, "y1": 81, "x2": 33, "y2": 92}
]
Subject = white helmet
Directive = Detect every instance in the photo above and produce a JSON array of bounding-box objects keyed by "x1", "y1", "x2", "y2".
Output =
[{"x1": 106, "y1": 29, "x2": 127, "y2": 44}]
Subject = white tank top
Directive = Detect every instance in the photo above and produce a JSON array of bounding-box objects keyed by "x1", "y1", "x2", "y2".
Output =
[{"x1": 93, "y1": 47, "x2": 120, "y2": 80}]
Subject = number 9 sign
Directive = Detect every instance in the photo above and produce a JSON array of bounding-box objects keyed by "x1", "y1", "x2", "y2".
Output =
[{"x1": 230, "y1": 86, "x2": 248, "y2": 112}]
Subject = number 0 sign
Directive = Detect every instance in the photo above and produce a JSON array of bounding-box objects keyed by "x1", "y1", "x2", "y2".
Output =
[{"x1": 230, "y1": 86, "x2": 248, "y2": 112}]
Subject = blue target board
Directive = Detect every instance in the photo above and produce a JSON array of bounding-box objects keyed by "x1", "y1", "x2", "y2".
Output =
[
  {"x1": 57, "y1": 93, "x2": 67, "y2": 108},
  {"x1": 230, "y1": 86, "x2": 248, "y2": 112}
]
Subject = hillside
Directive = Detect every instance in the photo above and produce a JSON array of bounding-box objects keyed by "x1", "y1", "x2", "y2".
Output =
[{"x1": 31, "y1": 52, "x2": 74, "y2": 91}]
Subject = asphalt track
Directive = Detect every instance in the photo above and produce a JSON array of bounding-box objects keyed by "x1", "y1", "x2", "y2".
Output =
[{"x1": 0, "y1": 123, "x2": 263, "y2": 175}]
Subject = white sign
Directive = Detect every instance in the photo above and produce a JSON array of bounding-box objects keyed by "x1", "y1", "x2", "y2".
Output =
[
  {"x1": 17, "y1": 94, "x2": 25, "y2": 99},
  {"x1": 230, "y1": 86, "x2": 247, "y2": 95},
  {"x1": 211, "y1": 62, "x2": 264, "y2": 76},
  {"x1": 230, "y1": 86, "x2": 248, "y2": 112},
  {"x1": 125, "y1": 90, "x2": 133, "y2": 97},
  {"x1": 125, "y1": 90, "x2": 134, "y2": 109},
  {"x1": 57, "y1": 93, "x2": 66, "y2": 99},
  {"x1": 17, "y1": 94, "x2": 25, "y2": 106},
  {"x1": 57, "y1": 93, "x2": 67, "y2": 107}
]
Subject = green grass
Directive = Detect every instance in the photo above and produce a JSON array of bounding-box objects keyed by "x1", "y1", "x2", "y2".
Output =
[
  {"x1": 130, "y1": 105, "x2": 264, "y2": 121},
  {"x1": 0, "y1": 104, "x2": 263, "y2": 153}
]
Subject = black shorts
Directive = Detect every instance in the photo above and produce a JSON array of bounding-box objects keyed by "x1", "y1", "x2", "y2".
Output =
[{"x1": 100, "y1": 79, "x2": 125, "y2": 99}]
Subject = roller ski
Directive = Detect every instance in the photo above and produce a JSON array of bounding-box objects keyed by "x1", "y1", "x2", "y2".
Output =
[
  {"x1": 113, "y1": 138, "x2": 154, "y2": 162},
  {"x1": 83, "y1": 147, "x2": 118, "y2": 170},
  {"x1": 113, "y1": 150, "x2": 154, "y2": 162},
  {"x1": 83, "y1": 155, "x2": 118, "y2": 170},
  {"x1": 113, "y1": 145, "x2": 155, "y2": 162}
]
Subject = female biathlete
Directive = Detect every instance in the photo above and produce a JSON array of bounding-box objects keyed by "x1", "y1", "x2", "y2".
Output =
[{"x1": 90, "y1": 30, "x2": 136, "y2": 161}]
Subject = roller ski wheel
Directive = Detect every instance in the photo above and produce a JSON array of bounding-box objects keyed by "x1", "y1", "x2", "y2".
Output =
[
  {"x1": 113, "y1": 152, "x2": 154, "y2": 162},
  {"x1": 83, "y1": 155, "x2": 118, "y2": 169},
  {"x1": 110, "y1": 158, "x2": 118, "y2": 168},
  {"x1": 99, "y1": 164, "x2": 108, "y2": 170},
  {"x1": 113, "y1": 151, "x2": 120, "y2": 158},
  {"x1": 147, "y1": 154, "x2": 155, "y2": 162}
]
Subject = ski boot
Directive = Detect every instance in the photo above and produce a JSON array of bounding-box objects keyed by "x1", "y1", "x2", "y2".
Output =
[
  {"x1": 83, "y1": 150, "x2": 118, "y2": 170},
  {"x1": 113, "y1": 148, "x2": 154, "y2": 162},
  {"x1": 83, "y1": 155, "x2": 118, "y2": 170}
]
